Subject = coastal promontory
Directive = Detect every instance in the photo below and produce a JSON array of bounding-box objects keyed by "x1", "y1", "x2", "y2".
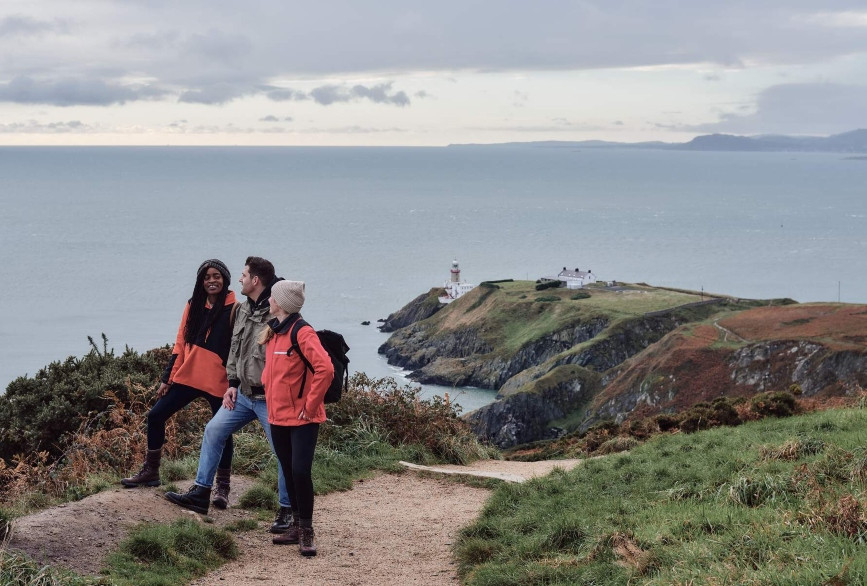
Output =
[{"x1": 379, "y1": 281, "x2": 867, "y2": 448}]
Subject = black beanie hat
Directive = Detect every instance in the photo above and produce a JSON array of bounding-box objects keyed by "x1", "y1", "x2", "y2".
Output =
[{"x1": 197, "y1": 258, "x2": 231, "y2": 283}]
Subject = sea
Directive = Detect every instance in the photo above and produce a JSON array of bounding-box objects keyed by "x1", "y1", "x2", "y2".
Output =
[{"x1": 2, "y1": 146, "x2": 866, "y2": 411}]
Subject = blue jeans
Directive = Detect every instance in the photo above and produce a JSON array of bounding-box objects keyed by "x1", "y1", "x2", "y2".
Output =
[{"x1": 193, "y1": 392, "x2": 289, "y2": 508}]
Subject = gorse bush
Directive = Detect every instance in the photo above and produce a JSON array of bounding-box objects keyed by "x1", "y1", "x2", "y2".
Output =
[
  {"x1": 326, "y1": 373, "x2": 497, "y2": 464},
  {"x1": 0, "y1": 335, "x2": 169, "y2": 461}
]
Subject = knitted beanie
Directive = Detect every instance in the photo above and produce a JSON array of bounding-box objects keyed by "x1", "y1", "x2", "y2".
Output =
[
  {"x1": 272, "y1": 280, "x2": 305, "y2": 314},
  {"x1": 197, "y1": 258, "x2": 231, "y2": 283}
]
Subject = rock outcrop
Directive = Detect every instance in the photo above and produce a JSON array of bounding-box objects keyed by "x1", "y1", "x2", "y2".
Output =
[{"x1": 378, "y1": 288, "x2": 445, "y2": 333}]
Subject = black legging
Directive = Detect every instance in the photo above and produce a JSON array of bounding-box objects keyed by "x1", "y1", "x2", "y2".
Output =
[
  {"x1": 271, "y1": 423, "x2": 319, "y2": 521},
  {"x1": 146, "y1": 382, "x2": 233, "y2": 469}
]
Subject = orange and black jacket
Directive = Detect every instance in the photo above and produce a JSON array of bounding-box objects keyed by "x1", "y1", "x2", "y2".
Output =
[{"x1": 160, "y1": 291, "x2": 237, "y2": 398}]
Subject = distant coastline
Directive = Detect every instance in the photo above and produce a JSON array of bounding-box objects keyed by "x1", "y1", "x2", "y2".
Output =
[{"x1": 449, "y1": 128, "x2": 867, "y2": 153}]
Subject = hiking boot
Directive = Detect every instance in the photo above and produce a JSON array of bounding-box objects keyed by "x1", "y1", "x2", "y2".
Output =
[
  {"x1": 121, "y1": 449, "x2": 161, "y2": 488},
  {"x1": 270, "y1": 506, "x2": 293, "y2": 534},
  {"x1": 272, "y1": 514, "x2": 299, "y2": 545},
  {"x1": 299, "y1": 523, "x2": 317, "y2": 557},
  {"x1": 212, "y1": 468, "x2": 231, "y2": 510},
  {"x1": 165, "y1": 484, "x2": 211, "y2": 515}
]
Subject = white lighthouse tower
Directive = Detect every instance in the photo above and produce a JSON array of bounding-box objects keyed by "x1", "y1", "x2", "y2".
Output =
[
  {"x1": 450, "y1": 259, "x2": 461, "y2": 283},
  {"x1": 439, "y1": 259, "x2": 477, "y2": 303}
]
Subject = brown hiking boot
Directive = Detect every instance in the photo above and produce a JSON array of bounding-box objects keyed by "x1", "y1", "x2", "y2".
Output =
[
  {"x1": 272, "y1": 514, "x2": 299, "y2": 545},
  {"x1": 299, "y1": 524, "x2": 316, "y2": 557},
  {"x1": 212, "y1": 468, "x2": 231, "y2": 509},
  {"x1": 121, "y1": 448, "x2": 161, "y2": 487}
]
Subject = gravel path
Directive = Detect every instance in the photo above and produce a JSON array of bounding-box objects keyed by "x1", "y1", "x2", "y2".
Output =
[{"x1": 6, "y1": 459, "x2": 582, "y2": 584}]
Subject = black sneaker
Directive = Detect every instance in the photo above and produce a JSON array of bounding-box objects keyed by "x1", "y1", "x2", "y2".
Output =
[
  {"x1": 270, "y1": 506, "x2": 292, "y2": 533},
  {"x1": 165, "y1": 484, "x2": 211, "y2": 515}
]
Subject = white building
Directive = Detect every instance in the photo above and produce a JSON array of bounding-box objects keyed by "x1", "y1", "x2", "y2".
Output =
[
  {"x1": 439, "y1": 259, "x2": 476, "y2": 303},
  {"x1": 541, "y1": 266, "x2": 598, "y2": 289},
  {"x1": 558, "y1": 266, "x2": 597, "y2": 289}
]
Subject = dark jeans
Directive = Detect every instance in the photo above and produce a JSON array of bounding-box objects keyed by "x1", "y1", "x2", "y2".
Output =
[
  {"x1": 271, "y1": 423, "x2": 319, "y2": 521},
  {"x1": 146, "y1": 383, "x2": 233, "y2": 470}
]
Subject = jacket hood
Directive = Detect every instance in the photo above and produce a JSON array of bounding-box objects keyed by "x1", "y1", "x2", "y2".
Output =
[
  {"x1": 250, "y1": 276, "x2": 283, "y2": 310},
  {"x1": 268, "y1": 312, "x2": 301, "y2": 335}
]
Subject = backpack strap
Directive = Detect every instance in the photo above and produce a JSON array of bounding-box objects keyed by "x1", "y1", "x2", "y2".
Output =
[
  {"x1": 289, "y1": 318, "x2": 314, "y2": 399},
  {"x1": 229, "y1": 301, "x2": 240, "y2": 329}
]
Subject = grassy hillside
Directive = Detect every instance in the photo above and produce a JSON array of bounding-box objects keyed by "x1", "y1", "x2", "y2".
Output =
[
  {"x1": 427, "y1": 281, "x2": 710, "y2": 355},
  {"x1": 457, "y1": 405, "x2": 867, "y2": 585}
]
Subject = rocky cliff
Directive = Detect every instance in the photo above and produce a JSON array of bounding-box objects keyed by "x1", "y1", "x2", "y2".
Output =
[
  {"x1": 378, "y1": 288, "x2": 445, "y2": 333},
  {"x1": 379, "y1": 282, "x2": 867, "y2": 448}
]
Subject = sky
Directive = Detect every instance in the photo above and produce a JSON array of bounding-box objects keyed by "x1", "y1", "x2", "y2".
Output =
[{"x1": 2, "y1": 1, "x2": 867, "y2": 146}]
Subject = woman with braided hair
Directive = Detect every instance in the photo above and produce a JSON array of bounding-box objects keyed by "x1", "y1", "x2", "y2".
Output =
[{"x1": 122, "y1": 259, "x2": 237, "y2": 493}]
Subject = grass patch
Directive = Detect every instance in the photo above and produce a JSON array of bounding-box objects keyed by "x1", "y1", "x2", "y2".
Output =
[
  {"x1": 103, "y1": 519, "x2": 237, "y2": 586},
  {"x1": 223, "y1": 518, "x2": 259, "y2": 533},
  {"x1": 237, "y1": 483, "x2": 278, "y2": 511},
  {"x1": 0, "y1": 550, "x2": 100, "y2": 586},
  {"x1": 457, "y1": 407, "x2": 867, "y2": 585}
]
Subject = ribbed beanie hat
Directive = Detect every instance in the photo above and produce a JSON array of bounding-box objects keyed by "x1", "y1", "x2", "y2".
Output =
[
  {"x1": 272, "y1": 280, "x2": 305, "y2": 314},
  {"x1": 197, "y1": 258, "x2": 231, "y2": 283}
]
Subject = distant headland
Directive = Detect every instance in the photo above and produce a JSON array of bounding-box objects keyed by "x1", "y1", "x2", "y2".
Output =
[{"x1": 449, "y1": 129, "x2": 867, "y2": 153}]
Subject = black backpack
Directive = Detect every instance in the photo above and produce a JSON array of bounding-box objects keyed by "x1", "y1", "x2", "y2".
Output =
[{"x1": 289, "y1": 318, "x2": 350, "y2": 404}]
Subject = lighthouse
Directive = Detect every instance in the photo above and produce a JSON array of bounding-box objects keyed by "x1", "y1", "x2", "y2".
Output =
[
  {"x1": 450, "y1": 259, "x2": 461, "y2": 283},
  {"x1": 439, "y1": 258, "x2": 477, "y2": 303}
]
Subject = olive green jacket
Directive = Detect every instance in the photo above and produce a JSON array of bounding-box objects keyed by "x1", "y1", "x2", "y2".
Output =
[{"x1": 226, "y1": 291, "x2": 273, "y2": 396}]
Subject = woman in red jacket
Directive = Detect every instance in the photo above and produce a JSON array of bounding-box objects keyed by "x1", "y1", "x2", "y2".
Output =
[
  {"x1": 122, "y1": 259, "x2": 237, "y2": 490},
  {"x1": 260, "y1": 280, "x2": 333, "y2": 556}
]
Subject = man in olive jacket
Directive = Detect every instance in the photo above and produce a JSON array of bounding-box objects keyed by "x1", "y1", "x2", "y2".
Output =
[{"x1": 166, "y1": 257, "x2": 293, "y2": 532}]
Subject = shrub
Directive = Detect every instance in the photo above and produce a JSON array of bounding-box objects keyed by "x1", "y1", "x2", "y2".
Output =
[
  {"x1": 654, "y1": 414, "x2": 679, "y2": 432},
  {"x1": 595, "y1": 436, "x2": 638, "y2": 455},
  {"x1": 535, "y1": 280, "x2": 562, "y2": 291},
  {"x1": 0, "y1": 335, "x2": 168, "y2": 462},
  {"x1": 534, "y1": 296, "x2": 560, "y2": 303},
  {"x1": 570, "y1": 290, "x2": 591, "y2": 300},
  {"x1": 325, "y1": 373, "x2": 496, "y2": 464},
  {"x1": 750, "y1": 391, "x2": 799, "y2": 418}
]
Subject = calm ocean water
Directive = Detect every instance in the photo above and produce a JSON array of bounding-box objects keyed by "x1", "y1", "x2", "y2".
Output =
[{"x1": 2, "y1": 146, "x2": 866, "y2": 410}]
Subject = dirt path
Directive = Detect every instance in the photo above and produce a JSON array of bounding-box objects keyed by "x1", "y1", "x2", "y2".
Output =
[{"x1": 5, "y1": 459, "x2": 582, "y2": 585}]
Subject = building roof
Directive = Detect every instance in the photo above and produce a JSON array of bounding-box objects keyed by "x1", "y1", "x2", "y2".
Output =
[{"x1": 558, "y1": 267, "x2": 593, "y2": 279}]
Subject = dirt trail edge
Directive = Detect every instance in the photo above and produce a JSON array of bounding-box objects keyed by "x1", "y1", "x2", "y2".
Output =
[{"x1": 6, "y1": 459, "x2": 582, "y2": 585}]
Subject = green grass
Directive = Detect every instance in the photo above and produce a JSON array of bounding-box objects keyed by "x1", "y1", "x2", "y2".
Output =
[
  {"x1": 102, "y1": 519, "x2": 237, "y2": 586},
  {"x1": 456, "y1": 407, "x2": 867, "y2": 585},
  {"x1": 0, "y1": 550, "x2": 103, "y2": 586}
]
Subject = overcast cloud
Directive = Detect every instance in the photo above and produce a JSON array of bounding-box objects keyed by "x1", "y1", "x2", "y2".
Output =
[
  {"x1": 683, "y1": 83, "x2": 867, "y2": 135},
  {"x1": 2, "y1": 1, "x2": 867, "y2": 143}
]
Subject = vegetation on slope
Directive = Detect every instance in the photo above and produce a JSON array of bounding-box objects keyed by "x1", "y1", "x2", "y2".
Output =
[
  {"x1": 0, "y1": 342, "x2": 496, "y2": 582},
  {"x1": 457, "y1": 403, "x2": 867, "y2": 585}
]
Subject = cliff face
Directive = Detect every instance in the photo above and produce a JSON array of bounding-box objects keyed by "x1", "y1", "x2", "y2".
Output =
[
  {"x1": 380, "y1": 317, "x2": 608, "y2": 389},
  {"x1": 585, "y1": 340, "x2": 867, "y2": 433},
  {"x1": 378, "y1": 288, "x2": 445, "y2": 333},
  {"x1": 380, "y1": 282, "x2": 867, "y2": 448}
]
